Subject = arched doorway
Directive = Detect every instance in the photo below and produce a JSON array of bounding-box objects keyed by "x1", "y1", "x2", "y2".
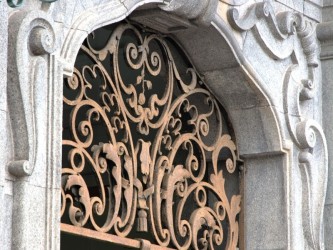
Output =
[
  {"x1": 5, "y1": 1, "x2": 328, "y2": 250},
  {"x1": 61, "y1": 21, "x2": 241, "y2": 250}
]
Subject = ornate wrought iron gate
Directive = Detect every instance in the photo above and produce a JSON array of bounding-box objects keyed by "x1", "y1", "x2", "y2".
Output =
[{"x1": 61, "y1": 21, "x2": 241, "y2": 250}]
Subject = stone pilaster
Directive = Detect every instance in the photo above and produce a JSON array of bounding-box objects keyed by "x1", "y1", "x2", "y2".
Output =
[{"x1": 318, "y1": 20, "x2": 333, "y2": 250}]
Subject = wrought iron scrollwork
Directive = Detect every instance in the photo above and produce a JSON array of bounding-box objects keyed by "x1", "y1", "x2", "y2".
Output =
[{"x1": 61, "y1": 22, "x2": 241, "y2": 249}]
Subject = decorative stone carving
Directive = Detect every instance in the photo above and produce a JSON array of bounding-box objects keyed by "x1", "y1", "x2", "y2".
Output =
[
  {"x1": 7, "y1": 10, "x2": 57, "y2": 177},
  {"x1": 228, "y1": 1, "x2": 327, "y2": 249},
  {"x1": 160, "y1": 0, "x2": 218, "y2": 25},
  {"x1": 6, "y1": 8, "x2": 61, "y2": 250},
  {"x1": 59, "y1": 0, "x2": 165, "y2": 76},
  {"x1": 229, "y1": 0, "x2": 318, "y2": 65},
  {"x1": 3, "y1": 0, "x2": 329, "y2": 249}
]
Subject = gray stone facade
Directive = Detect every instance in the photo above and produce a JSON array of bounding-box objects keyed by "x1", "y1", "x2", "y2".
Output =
[{"x1": 0, "y1": 0, "x2": 332, "y2": 249}]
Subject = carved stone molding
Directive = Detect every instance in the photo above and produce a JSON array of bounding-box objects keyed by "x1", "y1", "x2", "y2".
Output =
[
  {"x1": 284, "y1": 67, "x2": 327, "y2": 249},
  {"x1": 160, "y1": 0, "x2": 218, "y2": 25},
  {"x1": 228, "y1": 0, "x2": 328, "y2": 249},
  {"x1": 5, "y1": 0, "x2": 329, "y2": 249},
  {"x1": 229, "y1": 0, "x2": 318, "y2": 65},
  {"x1": 6, "y1": 7, "x2": 63, "y2": 250},
  {"x1": 7, "y1": 10, "x2": 57, "y2": 177},
  {"x1": 59, "y1": 0, "x2": 165, "y2": 76}
]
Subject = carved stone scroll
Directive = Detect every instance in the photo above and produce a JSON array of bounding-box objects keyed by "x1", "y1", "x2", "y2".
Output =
[
  {"x1": 6, "y1": 8, "x2": 60, "y2": 250},
  {"x1": 7, "y1": 10, "x2": 57, "y2": 177},
  {"x1": 229, "y1": 0, "x2": 318, "y2": 64},
  {"x1": 160, "y1": 0, "x2": 219, "y2": 25},
  {"x1": 228, "y1": 1, "x2": 327, "y2": 249},
  {"x1": 283, "y1": 67, "x2": 327, "y2": 250}
]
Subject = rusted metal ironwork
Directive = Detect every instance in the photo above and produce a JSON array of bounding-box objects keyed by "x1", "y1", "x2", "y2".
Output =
[
  {"x1": 61, "y1": 223, "x2": 176, "y2": 250},
  {"x1": 61, "y1": 22, "x2": 241, "y2": 249}
]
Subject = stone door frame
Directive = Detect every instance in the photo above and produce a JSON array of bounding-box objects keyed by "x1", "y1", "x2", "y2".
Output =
[{"x1": 6, "y1": 1, "x2": 328, "y2": 249}]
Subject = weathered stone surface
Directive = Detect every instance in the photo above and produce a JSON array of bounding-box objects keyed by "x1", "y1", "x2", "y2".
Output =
[
  {"x1": 243, "y1": 155, "x2": 288, "y2": 250},
  {"x1": 0, "y1": 1, "x2": 8, "y2": 250},
  {"x1": 323, "y1": 0, "x2": 333, "y2": 22},
  {"x1": 318, "y1": 20, "x2": 333, "y2": 250},
  {"x1": 2, "y1": 191, "x2": 13, "y2": 250},
  {"x1": 0, "y1": 0, "x2": 331, "y2": 249}
]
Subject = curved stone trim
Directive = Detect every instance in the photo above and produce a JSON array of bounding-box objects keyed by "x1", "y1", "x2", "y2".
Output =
[
  {"x1": 7, "y1": 7, "x2": 62, "y2": 250},
  {"x1": 5, "y1": 0, "x2": 328, "y2": 249},
  {"x1": 210, "y1": 13, "x2": 283, "y2": 155},
  {"x1": 60, "y1": 0, "x2": 165, "y2": 76},
  {"x1": 59, "y1": 0, "x2": 284, "y2": 155},
  {"x1": 7, "y1": 10, "x2": 57, "y2": 177},
  {"x1": 226, "y1": 0, "x2": 328, "y2": 248}
]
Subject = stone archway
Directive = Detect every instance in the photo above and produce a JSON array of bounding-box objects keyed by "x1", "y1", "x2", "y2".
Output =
[
  {"x1": 6, "y1": 1, "x2": 327, "y2": 250},
  {"x1": 58, "y1": 4, "x2": 284, "y2": 249}
]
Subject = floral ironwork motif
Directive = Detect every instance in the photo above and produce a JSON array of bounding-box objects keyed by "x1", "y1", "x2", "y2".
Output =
[{"x1": 61, "y1": 22, "x2": 241, "y2": 250}]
